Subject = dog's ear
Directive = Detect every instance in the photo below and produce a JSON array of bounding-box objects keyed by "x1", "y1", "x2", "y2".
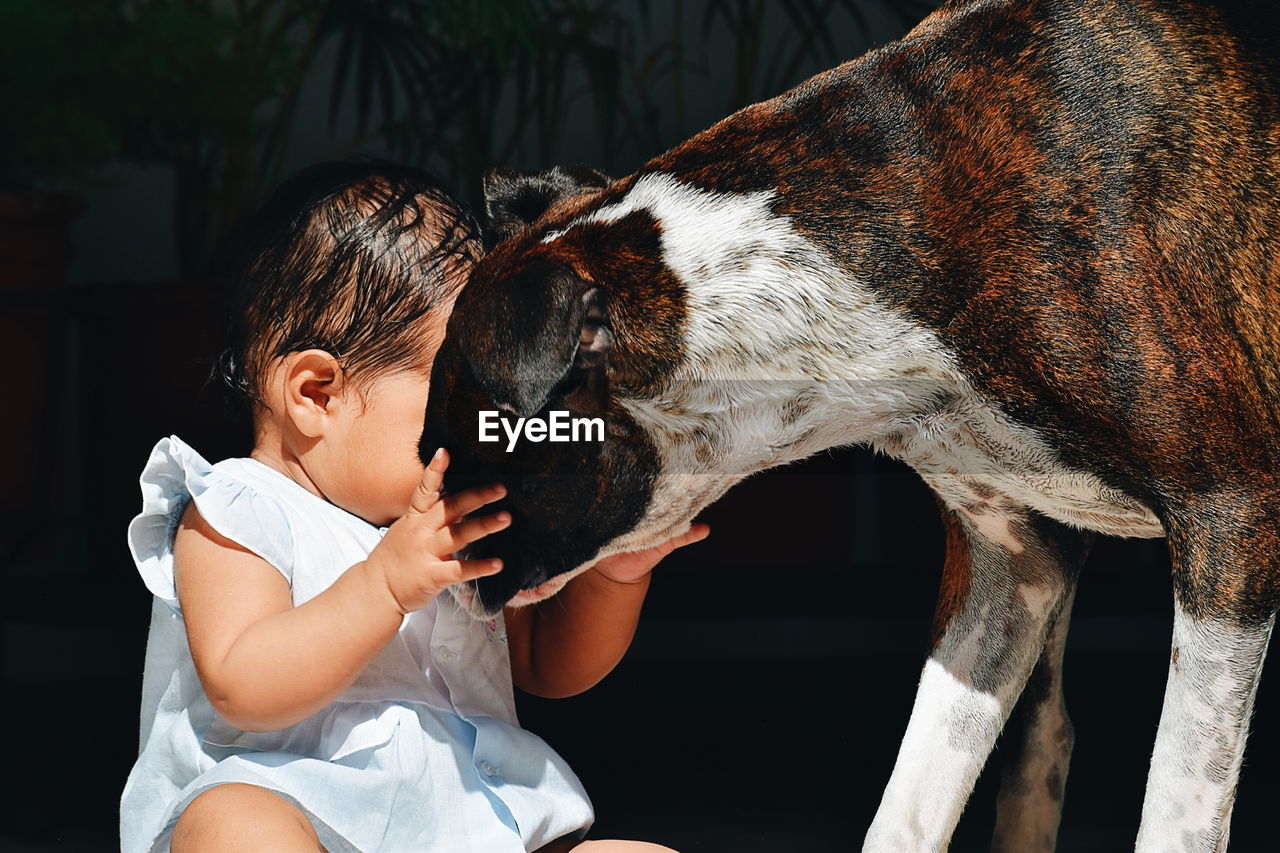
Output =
[
  {"x1": 482, "y1": 164, "x2": 613, "y2": 248},
  {"x1": 457, "y1": 267, "x2": 611, "y2": 417}
]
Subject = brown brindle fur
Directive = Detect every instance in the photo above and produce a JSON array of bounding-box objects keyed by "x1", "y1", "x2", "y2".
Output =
[
  {"x1": 434, "y1": 0, "x2": 1279, "y2": 619},
  {"x1": 427, "y1": 0, "x2": 1279, "y2": 847},
  {"x1": 932, "y1": 500, "x2": 974, "y2": 649},
  {"x1": 640, "y1": 0, "x2": 1280, "y2": 621}
]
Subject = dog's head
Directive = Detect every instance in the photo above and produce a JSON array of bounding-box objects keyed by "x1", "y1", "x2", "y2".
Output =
[
  {"x1": 426, "y1": 166, "x2": 935, "y2": 617},
  {"x1": 425, "y1": 164, "x2": 684, "y2": 617}
]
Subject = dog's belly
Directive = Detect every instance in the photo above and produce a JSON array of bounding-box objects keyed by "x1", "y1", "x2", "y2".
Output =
[
  {"x1": 878, "y1": 394, "x2": 1166, "y2": 541},
  {"x1": 611, "y1": 381, "x2": 1165, "y2": 564}
]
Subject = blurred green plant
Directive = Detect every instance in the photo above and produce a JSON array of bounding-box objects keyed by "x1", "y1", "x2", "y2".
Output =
[
  {"x1": 0, "y1": 0, "x2": 129, "y2": 191},
  {"x1": 379, "y1": 0, "x2": 635, "y2": 212},
  {"x1": 0, "y1": 0, "x2": 437, "y2": 274},
  {"x1": 115, "y1": 0, "x2": 438, "y2": 276},
  {"x1": 0, "y1": 0, "x2": 939, "y2": 277},
  {"x1": 379, "y1": 0, "x2": 940, "y2": 207}
]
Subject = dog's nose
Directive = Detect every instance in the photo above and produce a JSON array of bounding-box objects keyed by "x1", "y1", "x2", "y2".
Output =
[
  {"x1": 444, "y1": 460, "x2": 507, "y2": 495},
  {"x1": 520, "y1": 566, "x2": 550, "y2": 590}
]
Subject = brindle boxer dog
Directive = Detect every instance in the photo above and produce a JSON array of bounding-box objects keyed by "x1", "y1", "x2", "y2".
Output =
[{"x1": 422, "y1": 1, "x2": 1279, "y2": 849}]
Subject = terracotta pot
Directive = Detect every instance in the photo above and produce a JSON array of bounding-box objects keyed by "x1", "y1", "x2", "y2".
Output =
[
  {"x1": 0, "y1": 190, "x2": 84, "y2": 541},
  {"x1": 0, "y1": 190, "x2": 84, "y2": 287}
]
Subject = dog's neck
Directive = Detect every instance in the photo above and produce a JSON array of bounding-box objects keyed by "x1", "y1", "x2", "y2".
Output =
[
  {"x1": 578, "y1": 172, "x2": 964, "y2": 456},
  {"x1": 543, "y1": 173, "x2": 974, "y2": 552},
  {"x1": 575, "y1": 171, "x2": 1163, "y2": 549}
]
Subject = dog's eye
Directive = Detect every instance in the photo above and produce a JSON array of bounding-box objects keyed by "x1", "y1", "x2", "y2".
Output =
[
  {"x1": 576, "y1": 322, "x2": 612, "y2": 369},
  {"x1": 574, "y1": 287, "x2": 612, "y2": 370}
]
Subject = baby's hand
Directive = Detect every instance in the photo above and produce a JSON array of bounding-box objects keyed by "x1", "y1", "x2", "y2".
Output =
[
  {"x1": 592, "y1": 522, "x2": 711, "y2": 585},
  {"x1": 365, "y1": 448, "x2": 509, "y2": 613}
]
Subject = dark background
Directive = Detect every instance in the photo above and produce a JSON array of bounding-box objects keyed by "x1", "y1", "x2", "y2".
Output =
[{"x1": 4, "y1": 1, "x2": 1280, "y2": 851}]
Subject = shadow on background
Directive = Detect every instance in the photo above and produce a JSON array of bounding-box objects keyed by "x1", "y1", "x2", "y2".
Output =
[
  {"x1": 5, "y1": 1, "x2": 1280, "y2": 851},
  {"x1": 7, "y1": 284, "x2": 1280, "y2": 851}
]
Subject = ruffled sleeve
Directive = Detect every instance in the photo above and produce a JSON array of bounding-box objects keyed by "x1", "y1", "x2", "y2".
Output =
[{"x1": 127, "y1": 435, "x2": 294, "y2": 609}]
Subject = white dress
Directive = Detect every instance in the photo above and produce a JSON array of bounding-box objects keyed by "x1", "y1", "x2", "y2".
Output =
[{"x1": 119, "y1": 436, "x2": 593, "y2": 853}]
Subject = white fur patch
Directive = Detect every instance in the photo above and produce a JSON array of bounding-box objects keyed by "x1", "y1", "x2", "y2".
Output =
[
  {"x1": 542, "y1": 172, "x2": 1163, "y2": 559},
  {"x1": 879, "y1": 398, "x2": 1164, "y2": 540},
  {"x1": 962, "y1": 506, "x2": 1026, "y2": 554},
  {"x1": 865, "y1": 659, "x2": 1005, "y2": 852}
]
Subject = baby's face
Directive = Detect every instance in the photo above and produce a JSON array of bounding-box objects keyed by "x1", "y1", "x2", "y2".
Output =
[
  {"x1": 326, "y1": 369, "x2": 436, "y2": 526},
  {"x1": 322, "y1": 313, "x2": 452, "y2": 527}
]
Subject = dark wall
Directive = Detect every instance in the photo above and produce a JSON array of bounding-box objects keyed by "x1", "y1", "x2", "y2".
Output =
[{"x1": 6, "y1": 2, "x2": 1280, "y2": 852}]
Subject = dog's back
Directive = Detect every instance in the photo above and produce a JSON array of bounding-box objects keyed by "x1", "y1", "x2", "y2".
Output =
[
  {"x1": 643, "y1": 0, "x2": 1280, "y2": 505},
  {"x1": 430, "y1": 6, "x2": 1280, "y2": 846}
]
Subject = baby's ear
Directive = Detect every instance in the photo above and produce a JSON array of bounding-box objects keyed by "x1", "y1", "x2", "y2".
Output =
[
  {"x1": 482, "y1": 164, "x2": 613, "y2": 248},
  {"x1": 281, "y1": 349, "x2": 344, "y2": 438}
]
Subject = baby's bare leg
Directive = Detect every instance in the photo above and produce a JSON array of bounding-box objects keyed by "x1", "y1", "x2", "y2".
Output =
[
  {"x1": 171, "y1": 783, "x2": 325, "y2": 853},
  {"x1": 537, "y1": 839, "x2": 679, "y2": 852}
]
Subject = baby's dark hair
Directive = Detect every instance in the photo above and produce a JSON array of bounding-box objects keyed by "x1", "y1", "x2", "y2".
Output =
[{"x1": 215, "y1": 159, "x2": 482, "y2": 409}]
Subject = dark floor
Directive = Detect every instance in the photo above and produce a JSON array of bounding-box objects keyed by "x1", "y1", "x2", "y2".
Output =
[
  {"x1": 5, "y1": 379, "x2": 1280, "y2": 851},
  {"x1": 9, "y1": 565, "x2": 1280, "y2": 852}
]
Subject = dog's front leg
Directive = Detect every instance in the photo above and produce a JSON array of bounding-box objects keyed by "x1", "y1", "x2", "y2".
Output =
[
  {"x1": 863, "y1": 505, "x2": 1089, "y2": 853},
  {"x1": 1135, "y1": 495, "x2": 1280, "y2": 852}
]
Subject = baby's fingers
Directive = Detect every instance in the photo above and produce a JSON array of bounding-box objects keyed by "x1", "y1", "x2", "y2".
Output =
[
  {"x1": 408, "y1": 448, "x2": 449, "y2": 515},
  {"x1": 437, "y1": 557, "x2": 504, "y2": 587},
  {"x1": 667, "y1": 522, "x2": 711, "y2": 551},
  {"x1": 442, "y1": 510, "x2": 512, "y2": 553},
  {"x1": 439, "y1": 482, "x2": 507, "y2": 525}
]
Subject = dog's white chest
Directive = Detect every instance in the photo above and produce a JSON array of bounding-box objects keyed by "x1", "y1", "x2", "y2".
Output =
[{"x1": 877, "y1": 395, "x2": 1166, "y2": 541}]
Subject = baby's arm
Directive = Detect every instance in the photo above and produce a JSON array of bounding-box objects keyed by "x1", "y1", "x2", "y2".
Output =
[
  {"x1": 505, "y1": 523, "x2": 710, "y2": 699},
  {"x1": 176, "y1": 450, "x2": 508, "y2": 732}
]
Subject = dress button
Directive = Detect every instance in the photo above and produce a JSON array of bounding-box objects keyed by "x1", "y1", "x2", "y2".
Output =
[
  {"x1": 480, "y1": 761, "x2": 499, "y2": 777},
  {"x1": 437, "y1": 646, "x2": 456, "y2": 660}
]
